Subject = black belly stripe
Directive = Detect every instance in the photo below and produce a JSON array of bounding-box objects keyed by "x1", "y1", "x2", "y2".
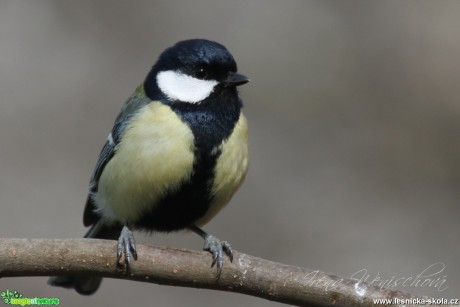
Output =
[{"x1": 135, "y1": 87, "x2": 242, "y2": 232}]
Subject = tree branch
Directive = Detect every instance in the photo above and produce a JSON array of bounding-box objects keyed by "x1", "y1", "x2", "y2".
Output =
[{"x1": 0, "y1": 238, "x2": 448, "y2": 306}]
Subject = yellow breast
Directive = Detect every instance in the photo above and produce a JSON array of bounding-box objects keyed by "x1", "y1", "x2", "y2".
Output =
[
  {"x1": 195, "y1": 113, "x2": 249, "y2": 226},
  {"x1": 93, "y1": 102, "x2": 195, "y2": 223}
]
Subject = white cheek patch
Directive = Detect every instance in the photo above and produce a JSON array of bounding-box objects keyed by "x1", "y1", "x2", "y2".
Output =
[{"x1": 156, "y1": 70, "x2": 218, "y2": 104}]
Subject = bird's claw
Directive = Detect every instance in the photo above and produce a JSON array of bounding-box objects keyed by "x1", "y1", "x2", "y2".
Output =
[
  {"x1": 203, "y1": 234, "x2": 233, "y2": 280},
  {"x1": 117, "y1": 225, "x2": 137, "y2": 270}
]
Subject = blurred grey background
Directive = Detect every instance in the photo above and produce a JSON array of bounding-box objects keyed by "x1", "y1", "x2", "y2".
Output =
[{"x1": 1, "y1": 1, "x2": 459, "y2": 306}]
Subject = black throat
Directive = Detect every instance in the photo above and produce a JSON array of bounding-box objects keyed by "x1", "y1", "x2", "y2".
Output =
[{"x1": 171, "y1": 88, "x2": 242, "y2": 151}]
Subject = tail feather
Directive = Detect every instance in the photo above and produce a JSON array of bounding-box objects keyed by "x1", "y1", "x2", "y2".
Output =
[
  {"x1": 48, "y1": 276, "x2": 102, "y2": 296},
  {"x1": 48, "y1": 221, "x2": 122, "y2": 295}
]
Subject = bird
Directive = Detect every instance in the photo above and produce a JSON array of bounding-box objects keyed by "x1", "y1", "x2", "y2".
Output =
[{"x1": 48, "y1": 39, "x2": 249, "y2": 295}]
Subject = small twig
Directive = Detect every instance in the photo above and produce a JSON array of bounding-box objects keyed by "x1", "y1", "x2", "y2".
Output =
[{"x1": 0, "y1": 238, "x2": 448, "y2": 306}]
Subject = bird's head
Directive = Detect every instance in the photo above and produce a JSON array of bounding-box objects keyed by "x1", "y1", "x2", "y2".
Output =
[{"x1": 144, "y1": 39, "x2": 249, "y2": 104}]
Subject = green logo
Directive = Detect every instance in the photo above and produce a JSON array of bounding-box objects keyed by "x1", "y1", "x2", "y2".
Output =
[{"x1": 1, "y1": 290, "x2": 59, "y2": 306}]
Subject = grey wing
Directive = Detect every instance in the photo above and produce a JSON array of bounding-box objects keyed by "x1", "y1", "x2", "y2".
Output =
[
  {"x1": 88, "y1": 122, "x2": 124, "y2": 193},
  {"x1": 83, "y1": 122, "x2": 124, "y2": 226},
  {"x1": 83, "y1": 86, "x2": 152, "y2": 227}
]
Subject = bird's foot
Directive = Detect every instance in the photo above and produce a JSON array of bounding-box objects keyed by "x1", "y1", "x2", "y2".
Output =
[
  {"x1": 203, "y1": 234, "x2": 233, "y2": 280},
  {"x1": 117, "y1": 225, "x2": 138, "y2": 270},
  {"x1": 188, "y1": 225, "x2": 233, "y2": 279}
]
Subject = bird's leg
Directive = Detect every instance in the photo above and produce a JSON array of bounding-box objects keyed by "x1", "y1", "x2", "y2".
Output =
[
  {"x1": 188, "y1": 225, "x2": 233, "y2": 280},
  {"x1": 117, "y1": 225, "x2": 138, "y2": 269}
]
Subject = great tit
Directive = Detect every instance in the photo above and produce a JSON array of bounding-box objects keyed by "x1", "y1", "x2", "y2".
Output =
[{"x1": 48, "y1": 39, "x2": 249, "y2": 295}]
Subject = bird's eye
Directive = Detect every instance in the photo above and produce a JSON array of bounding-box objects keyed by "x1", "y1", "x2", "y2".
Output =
[{"x1": 193, "y1": 68, "x2": 207, "y2": 79}]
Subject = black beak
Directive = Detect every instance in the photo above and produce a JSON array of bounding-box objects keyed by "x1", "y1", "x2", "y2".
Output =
[{"x1": 223, "y1": 72, "x2": 250, "y2": 87}]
